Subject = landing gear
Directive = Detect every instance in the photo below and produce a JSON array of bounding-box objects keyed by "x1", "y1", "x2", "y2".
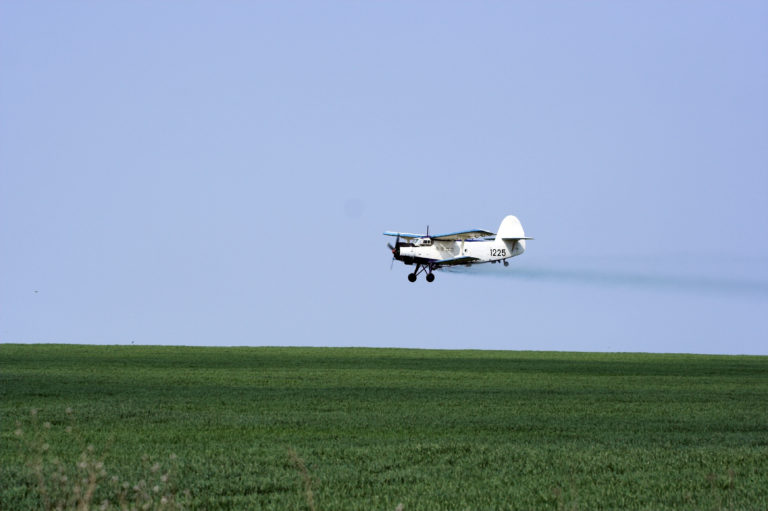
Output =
[
  {"x1": 406, "y1": 263, "x2": 437, "y2": 283},
  {"x1": 503, "y1": 260, "x2": 509, "y2": 267}
]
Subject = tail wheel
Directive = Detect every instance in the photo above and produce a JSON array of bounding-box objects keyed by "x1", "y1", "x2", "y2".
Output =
[
  {"x1": 408, "y1": 273, "x2": 417, "y2": 282},
  {"x1": 426, "y1": 273, "x2": 435, "y2": 283}
]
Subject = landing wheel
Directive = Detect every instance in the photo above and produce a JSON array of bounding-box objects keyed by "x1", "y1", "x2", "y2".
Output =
[
  {"x1": 503, "y1": 260, "x2": 509, "y2": 267},
  {"x1": 408, "y1": 273, "x2": 417, "y2": 282},
  {"x1": 426, "y1": 273, "x2": 435, "y2": 283}
]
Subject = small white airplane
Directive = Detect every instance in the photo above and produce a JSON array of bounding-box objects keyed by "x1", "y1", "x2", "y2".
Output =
[{"x1": 384, "y1": 215, "x2": 532, "y2": 282}]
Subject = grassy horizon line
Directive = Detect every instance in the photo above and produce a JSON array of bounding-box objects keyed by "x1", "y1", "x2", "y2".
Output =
[{"x1": 2, "y1": 341, "x2": 766, "y2": 358}]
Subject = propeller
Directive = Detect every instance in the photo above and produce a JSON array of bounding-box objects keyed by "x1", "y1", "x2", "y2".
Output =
[{"x1": 387, "y1": 234, "x2": 400, "y2": 269}]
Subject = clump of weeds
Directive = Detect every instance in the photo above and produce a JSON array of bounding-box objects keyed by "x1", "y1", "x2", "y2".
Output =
[{"x1": 11, "y1": 407, "x2": 189, "y2": 510}]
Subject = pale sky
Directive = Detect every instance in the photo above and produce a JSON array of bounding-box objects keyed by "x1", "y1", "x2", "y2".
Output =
[{"x1": 2, "y1": 2, "x2": 767, "y2": 354}]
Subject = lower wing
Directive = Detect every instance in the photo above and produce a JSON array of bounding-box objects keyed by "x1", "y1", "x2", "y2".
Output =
[{"x1": 434, "y1": 256, "x2": 480, "y2": 267}]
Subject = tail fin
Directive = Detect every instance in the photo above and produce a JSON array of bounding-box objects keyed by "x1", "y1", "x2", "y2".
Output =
[
  {"x1": 497, "y1": 215, "x2": 532, "y2": 256},
  {"x1": 495, "y1": 215, "x2": 531, "y2": 241}
]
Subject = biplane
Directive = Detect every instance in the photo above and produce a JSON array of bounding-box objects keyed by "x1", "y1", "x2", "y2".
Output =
[{"x1": 384, "y1": 215, "x2": 532, "y2": 282}]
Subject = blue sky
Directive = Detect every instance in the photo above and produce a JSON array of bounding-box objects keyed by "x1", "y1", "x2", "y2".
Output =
[{"x1": 2, "y1": 2, "x2": 766, "y2": 354}]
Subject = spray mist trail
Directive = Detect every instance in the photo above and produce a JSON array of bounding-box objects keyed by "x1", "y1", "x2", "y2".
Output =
[{"x1": 443, "y1": 259, "x2": 768, "y2": 299}]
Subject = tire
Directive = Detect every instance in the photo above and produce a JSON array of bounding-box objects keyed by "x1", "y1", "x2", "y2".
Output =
[
  {"x1": 426, "y1": 273, "x2": 435, "y2": 283},
  {"x1": 408, "y1": 273, "x2": 417, "y2": 282}
]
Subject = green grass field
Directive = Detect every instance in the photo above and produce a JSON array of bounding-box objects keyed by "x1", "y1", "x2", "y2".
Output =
[{"x1": 2, "y1": 344, "x2": 767, "y2": 510}]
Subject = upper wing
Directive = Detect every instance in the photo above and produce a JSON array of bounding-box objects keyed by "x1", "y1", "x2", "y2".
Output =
[
  {"x1": 383, "y1": 231, "x2": 422, "y2": 239},
  {"x1": 384, "y1": 229, "x2": 495, "y2": 241},
  {"x1": 431, "y1": 229, "x2": 495, "y2": 241}
]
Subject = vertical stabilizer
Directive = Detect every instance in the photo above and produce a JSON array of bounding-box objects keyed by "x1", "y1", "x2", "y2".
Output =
[
  {"x1": 495, "y1": 215, "x2": 526, "y2": 240},
  {"x1": 496, "y1": 215, "x2": 530, "y2": 256}
]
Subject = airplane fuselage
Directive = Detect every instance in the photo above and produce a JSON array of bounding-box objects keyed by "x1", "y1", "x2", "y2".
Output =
[{"x1": 396, "y1": 238, "x2": 525, "y2": 266}]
